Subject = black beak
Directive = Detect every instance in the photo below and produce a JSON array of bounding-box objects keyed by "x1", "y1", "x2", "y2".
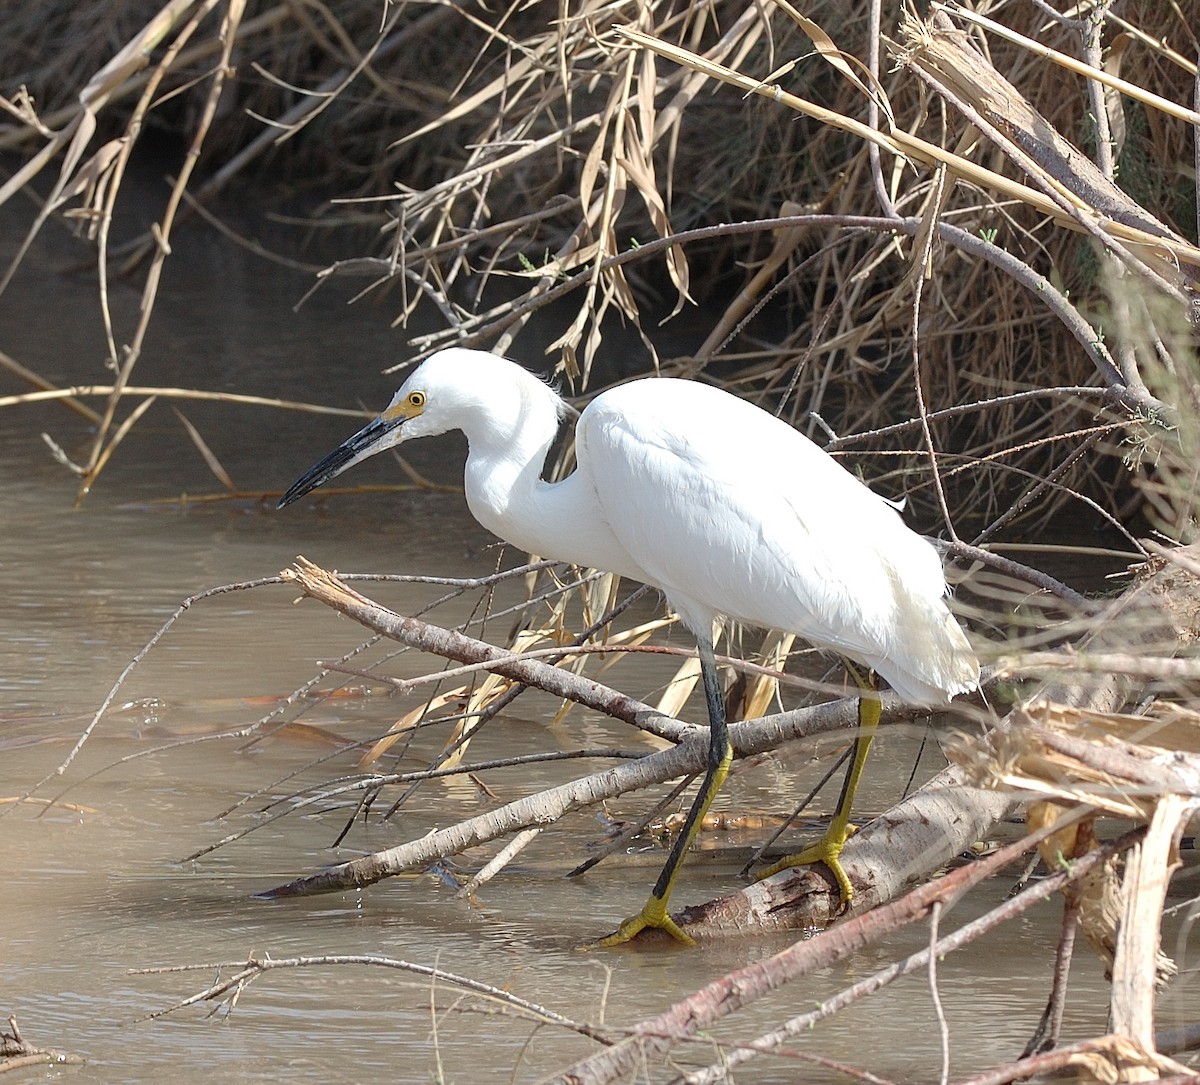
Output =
[{"x1": 277, "y1": 414, "x2": 404, "y2": 508}]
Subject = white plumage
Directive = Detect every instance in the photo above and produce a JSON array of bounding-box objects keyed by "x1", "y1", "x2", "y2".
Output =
[{"x1": 279, "y1": 347, "x2": 979, "y2": 943}]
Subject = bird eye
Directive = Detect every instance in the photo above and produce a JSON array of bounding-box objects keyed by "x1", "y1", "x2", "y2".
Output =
[{"x1": 407, "y1": 391, "x2": 426, "y2": 408}]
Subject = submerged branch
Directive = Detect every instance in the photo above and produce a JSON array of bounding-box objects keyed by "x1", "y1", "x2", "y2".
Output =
[
  {"x1": 258, "y1": 683, "x2": 908, "y2": 900},
  {"x1": 262, "y1": 559, "x2": 947, "y2": 899},
  {"x1": 134, "y1": 953, "x2": 611, "y2": 1044},
  {"x1": 550, "y1": 824, "x2": 1131, "y2": 1085}
]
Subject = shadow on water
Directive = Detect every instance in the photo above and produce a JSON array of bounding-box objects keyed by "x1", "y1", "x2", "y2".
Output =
[{"x1": 3, "y1": 189, "x2": 1198, "y2": 1083}]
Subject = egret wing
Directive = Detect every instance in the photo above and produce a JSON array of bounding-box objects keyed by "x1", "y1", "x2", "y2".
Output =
[{"x1": 577, "y1": 380, "x2": 972, "y2": 703}]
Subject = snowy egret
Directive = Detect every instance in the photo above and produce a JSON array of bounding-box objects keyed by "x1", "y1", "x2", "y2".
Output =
[{"x1": 279, "y1": 348, "x2": 979, "y2": 944}]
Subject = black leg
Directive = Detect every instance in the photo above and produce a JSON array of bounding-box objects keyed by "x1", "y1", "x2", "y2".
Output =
[{"x1": 598, "y1": 632, "x2": 733, "y2": 946}]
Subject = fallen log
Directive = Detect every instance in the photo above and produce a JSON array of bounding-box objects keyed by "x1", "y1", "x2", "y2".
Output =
[{"x1": 686, "y1": 542, "x2": 1200, "y2": 933}]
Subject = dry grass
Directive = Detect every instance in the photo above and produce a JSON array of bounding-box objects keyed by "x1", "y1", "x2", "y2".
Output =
[
  {"x1": 1, "y1": 0, "x2": 1197, "y2": 533},
  {"x1": 4, "y1": 0, "x2": 1200, "y2": 815},
  {"x1": 7, "y1": 7, "x2": 1200, "y2": 1078}
]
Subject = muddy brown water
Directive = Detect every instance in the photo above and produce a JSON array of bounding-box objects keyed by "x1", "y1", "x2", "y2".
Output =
[{"x1": 3, "y1": 208, "x2": 1199, "y2": 1083}]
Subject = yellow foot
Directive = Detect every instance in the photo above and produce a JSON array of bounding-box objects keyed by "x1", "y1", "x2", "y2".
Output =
[
  {"x1": 594, "y1": 896, "x2": 695, "y2": 947},
  {"x1": 757, "y1": 824, "x2": 858, "y2": 912}
]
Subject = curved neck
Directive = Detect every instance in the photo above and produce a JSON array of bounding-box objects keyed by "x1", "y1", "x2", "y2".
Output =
[{"x1": 460, "y1": 400, "x2": 645, "y2": 580}]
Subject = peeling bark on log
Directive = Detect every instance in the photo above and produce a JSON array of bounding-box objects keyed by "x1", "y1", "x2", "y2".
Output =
[
  {"x1": 685, "y1": 542, "x2": 1200, "y2": 935},
  {"x1": 549, "y1": 828, "x2": 1131, "y2": 1085},
  {"x1": 554, "y1": 547, "x2": 1200, "y2": 1084}
]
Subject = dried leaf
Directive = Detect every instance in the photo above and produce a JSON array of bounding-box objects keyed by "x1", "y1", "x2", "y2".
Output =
[{"x1": 172, "y1": 407, "x2": 237, "y2": 493}]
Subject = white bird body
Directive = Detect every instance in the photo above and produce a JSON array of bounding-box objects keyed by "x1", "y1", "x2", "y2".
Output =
[
  {"x1": 381, "y1": 350, "x2": 976, "y2": 706},
  {"x1": 279, "y1": 347, "x2": 979, "y2": 942}
]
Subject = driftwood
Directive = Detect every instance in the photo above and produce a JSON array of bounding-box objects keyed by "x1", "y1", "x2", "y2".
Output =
[
  {"x1": 0, "y1": 1015, "x2": 82, "y2": 1074},
  {"x1": 246, "y1": 548, "x2": 1200, "y2": 1082},
  {"x1": 546, "y1": 547, "x2": 1200, "y2": 1082},
  {"x1": 282, "y1": 558, "x2": 692, "y2": 745},
  {"x1": 956, "y1": 702, "x2": 1200, "y2": 1081},
  {"x1": 268, "y1": 545, "x2": 1200, "y2": 942},
  {"x1": 263, "y1": 557, "x2": 941, "y2": 900},
  {"x1": 687, "y1": 542, "x2": 1200, "y2": 936},
  {"x1": 550, "y1": 826, "x2": 1135, "y2": 1085}
]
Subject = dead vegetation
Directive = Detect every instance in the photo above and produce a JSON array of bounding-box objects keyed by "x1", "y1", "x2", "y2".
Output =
[
  {"x1": 4, "y1": 0, "x2": 1200, "y2": 1081},
  {"x1": 0, "y1": 1015, "x2": 82, "y2": 1074},
  {"x1": 59, "y1": 538, "x2": 1200, "y2": 1082},
  {"x1": 0, "y1": 0, "x2": 1196, "y2": 520}
]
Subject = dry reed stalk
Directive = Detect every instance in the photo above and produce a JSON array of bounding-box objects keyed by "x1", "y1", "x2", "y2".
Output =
[
  {"x1": 955, "y1": 700, "x2": 1200, "y2": 1079},
  {"x1": 3, "y1": 2, "x2": 1196, "y2": 527}
]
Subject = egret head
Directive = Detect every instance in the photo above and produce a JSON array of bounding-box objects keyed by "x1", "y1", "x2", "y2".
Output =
[{"x1": 276, "y1": 348, "x2": 557, "y2": 508}]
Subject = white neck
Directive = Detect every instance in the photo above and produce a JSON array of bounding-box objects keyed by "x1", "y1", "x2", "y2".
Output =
[{"x1": 459, "y1": 389, "x2": 647, "y2": 580}]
